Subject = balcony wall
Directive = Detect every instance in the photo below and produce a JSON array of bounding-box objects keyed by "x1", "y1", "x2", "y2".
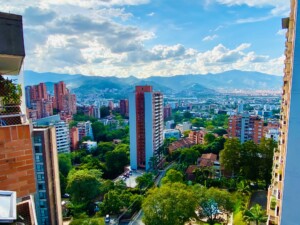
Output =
[{"x1": 0, "y1": 124, "x2": 36, "y2": 198}]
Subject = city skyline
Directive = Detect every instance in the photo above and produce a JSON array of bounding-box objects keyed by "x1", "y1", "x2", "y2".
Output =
[{"x1": 3, "y1": 0, "x2": 289, "y2": 77}]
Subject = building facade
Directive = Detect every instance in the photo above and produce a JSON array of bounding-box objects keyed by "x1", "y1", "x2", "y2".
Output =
[
  {"x1": 77, "y1": 121, "x2": 94, "y2": 141},
  {"x1": 129, "y1": 86, "x2": 164, "y2": 170},
  {"x1": 267, "y1": 2, "x2": 300, "y2": 224},
  {"x1": 34, "y1": 115, "x2": 71, "y2": 153},
  {"x1": 0, "y1": 12, "x2": 37, "y2": 224},
  {"x1": 120, "y1": 99, "x2": 129, "y2": 117},
  {"x1": 33, "y1": 127, "x2": 62, "y2": 225},
  {"x1": 228, "y1": 113, "x2": 263, "y2": 144}
]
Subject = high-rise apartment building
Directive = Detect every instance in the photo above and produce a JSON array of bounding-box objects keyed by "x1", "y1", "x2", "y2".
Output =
[
  {"x1": 70, "y1": 126, "x2": 79, "y2": 150},
  {"x1": 77, "y1": 121, "x2": 94, "y2": 141},
  {"x1": 54, "y1": 81, "x2": 77, "y2": 118},
  {"x1": 26, "y1": 83, "x2": 53, "y2": 120},
  {"x1": 267, "y1": 2, "x2": 299, "y2": 224},
  {"x1": 0, "y1": 12, "x2": 37, "y2": 224},
  {"x1": 228, "y1": 113, "x2": 263, "y2": 144},
  {"x1": 163, "y1": 104, "x2": 172, "y2": 120},
  {"x1": 34, "y1": 115, "x2": 70, "y2": 153},
  {"x1": 32, "y1": 127, "x2": 63, "y2": 225},
  {"x1": 120, "y1": 99, "x2": 129, "y2": 117},
  {"x1": 129, "y1": 86, "x2": 163, "y2": 170}
]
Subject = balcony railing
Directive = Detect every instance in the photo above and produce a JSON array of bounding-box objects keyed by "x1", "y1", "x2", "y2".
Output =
[{"x1": 0, "y1": 75, "x2": 26, "y2": 126}]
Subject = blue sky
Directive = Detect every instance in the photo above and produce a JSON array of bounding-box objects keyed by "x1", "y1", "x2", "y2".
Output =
[{"x1": 2, "y1": 0, "x2": 290, "y2": 77}]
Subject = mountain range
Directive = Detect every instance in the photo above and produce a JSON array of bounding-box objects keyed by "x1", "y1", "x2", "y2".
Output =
[{"x1": 24, "y1": 70, "x2": 283, "y2": 97}]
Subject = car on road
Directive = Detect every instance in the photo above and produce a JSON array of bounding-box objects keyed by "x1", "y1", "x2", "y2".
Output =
[{"x1": 105, "y1": 214, "x2": 110, "y2": 223}]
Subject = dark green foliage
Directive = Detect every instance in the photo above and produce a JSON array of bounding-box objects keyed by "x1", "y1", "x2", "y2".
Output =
[
  {"x1": 142, "y1": 183, "x2": 197, "y2": 225},
  {"x1": 67, "y1": 169, "x2": 102, "y2": 204},
  {"x1": 100, "y1": 106, "x2": 110, "y2": 118},
  {"x1": 136, "y1": 173, "x2": 154, "y2": 190},
  {"x1": 105, "y1": 144, "x2": 129, "y2": 178},
  {"x1": 58, "y1": 153, "x2": 72, "y2": 177}
]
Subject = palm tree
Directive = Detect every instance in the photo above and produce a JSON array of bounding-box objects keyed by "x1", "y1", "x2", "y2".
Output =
[
  {"x1": 243, "y1": 204, "x2": 267, "y2": 225},
  {"x1": 237, "y1": 180, "x2": 251, "y2": 196}
]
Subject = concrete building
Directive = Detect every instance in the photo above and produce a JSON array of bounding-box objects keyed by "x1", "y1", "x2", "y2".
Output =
[
  {"x1": 32, "y1": 127, "x2": 63, "y2": 225},
  {"x1": 54, "y1": 81, "x2": 76, "y2": 118},
  {"x1": 77, "y1": 121, "x2": 94, "y2": 141},
  {"x1": 163, "y1": 104, "x2": 172, "y2": 120},
  {"x1": 34, "y1": 115, "x2": 70, "y2": 153},
  {"x1": 176, "y1": 121, "x2": 191, "y2": 133},
  {"x1": 188, "y1": 130, "x2": 207, "y2": 144},
  {"x1": 129, "y1": 86, "x2": 164, "y2": 170},
  {"x1": 163, "y1": 129, "x2": 180, "y2": 140},
  {"x1": 0, "y1": 12, "x2": 37, "y2": 224},
  {"x1": 267, "y1": 3, "x2": 300, "y2": 224},
  {"x1": 120, "y1": 99, "x2": 129, "y2": 117},
  {"x1": 228, "y1": 113, "x2": 263, "y2": 143},
  {"x1": 69, "y1": 126, "x2": 79, "y2": 150},
  {"x1": 82, "y1": 140, "x2": 97, "y2": 152},
  {"x1": 165, "y1": 120, "x2": 175, "y2": 129}
]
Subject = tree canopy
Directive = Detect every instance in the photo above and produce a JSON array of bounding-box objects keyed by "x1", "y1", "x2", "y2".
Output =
[
  {"x1": 67, "y1": 169, "x2": 102, "y2": 204},
  {"x1": 142, "y1": 183, "x2": 197, "y2": 225}
]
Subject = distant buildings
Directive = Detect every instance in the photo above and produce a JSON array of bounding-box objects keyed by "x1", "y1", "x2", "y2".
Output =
[
  {"x1": 69, "y1": 126, "x2": 79, "y2": 150},
  {"x1": 54, "y1": 81, "x2": 77, "y2": 119},
  {"x1": 77, "y1": 121, "x2": 94, "y2": 141},
  {"x1": 163, "y1": 104, "x2": 172, "y2": 120},
  {"x1": 176, "y1": 121, "x2": 191, "y2": 133},
  {"x1": 120, "y1": 99, "x2": 129, "y2": 117},
  {"x1": 129, "y1": 86, "x2": 163, "y2": 170},
  {"x1": 26, "y1": 83, "x2": 53, "y2": 120},
  {"x1": 188, "y1": 130, "x2": 207, "y2": 144},
  {"x1": 82, "y1": 140, "x2": 97, "y2": 152},
  {"x1": 34, "y1": 115, "x2": 71, "y2": 153},
  {"x1": 163, "y1": 129, "x2": 180, "y2": 140},
  {"x1": 165, "y1": 120, "x2": 175, "y2": 129},
  {"x1": 32, "y1": 127, "x2": 62, "y2": 225},
  {"x1": 228, "y1": 113, "x2": 263, "y2": 143}
]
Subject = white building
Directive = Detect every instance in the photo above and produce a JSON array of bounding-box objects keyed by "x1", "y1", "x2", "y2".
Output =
[
  {"x1": 163, "y1": 129, "x2": 180, "y2": 140},
  {"x1": 34, "y1": 115, "x2": 70, "y2": 153},
  {"x1": 77, "y1": 121, "x2": 94, "y2": 141},
  {"x1": 82, "y1": 141, "x2": 97, "y2": 152}
]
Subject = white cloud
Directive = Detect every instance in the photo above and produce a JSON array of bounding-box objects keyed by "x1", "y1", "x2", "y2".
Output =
[
  {"x1": 202, "y1": 34, "x2": 218, "y2": 41},
  {"x1": 277, "y1": 29, "x2": 286, "y2": 36},
  {"x1": 216, "y1": 0, "x2": 290, "y2": 16},
  {"x1": 1, "y1": 0, "x2": 285, "y2": 78},
  {"x1": 147, "y1": 12, "x2": 155, "y2": 16}
]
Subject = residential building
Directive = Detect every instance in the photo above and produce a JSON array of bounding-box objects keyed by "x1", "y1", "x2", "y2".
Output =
[
  {"x1": 120, "y1": 99, "x2": 129, "y2": 117},
  {"x1": 69, "y1": 126, "x2": 79, "y2": 150},
  {"x1": 176, "y1": 121, "x2": 191, "y2": 133},
  {"x1": 54, "y1": 81, "x2": 76, "y2": 118},
  {"x1": 165, "y1": 120, "x2": 175, "y2": 129},
  {"x1": 32, "y1": 127, "x2": 63, "y2": 225},
  {"x1": 228, "y1": 113, "x2": 263, "y2": 143},
  {"x1": 0, "y1": 12, "x2": 37, "y2": 224},
  {"x1": 34, "y1": 115, "x2": 70, "y2": 153},
  {"x1": 163, "y1": 104, "x2": 172, "y2": 119},
  {"x1": 77, "y1": 121, "x2": 94, "y2": 141},
  {"x1": 129, "y1": 85, "x2": 164, "y2": 170},
  {"x1": 267, "y1": 4, "x2": 300, "y2": 224},
  {"x1": 188, "y1": 130, "x2": 207, "y2": 144},
  {"x1": 163, "y1": 129, "x2": 180, "y2": 140},
  {"x1": 82, "y1": 140, "x2": 97, "y2": 152}
]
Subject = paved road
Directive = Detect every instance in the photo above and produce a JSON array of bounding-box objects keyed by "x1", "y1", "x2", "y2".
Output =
[{"x1": 127, "y1": 162, "x2": 175, "y2": 225}]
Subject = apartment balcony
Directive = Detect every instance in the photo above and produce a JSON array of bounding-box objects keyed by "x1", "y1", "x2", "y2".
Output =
[{"x1": 0, "y1": 12, "x2": 25, "y2": 75}]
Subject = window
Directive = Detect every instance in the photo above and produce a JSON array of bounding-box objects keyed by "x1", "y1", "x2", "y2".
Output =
[{"x1": 34, "y1": 145, "x2": 42, "y2": 153}]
